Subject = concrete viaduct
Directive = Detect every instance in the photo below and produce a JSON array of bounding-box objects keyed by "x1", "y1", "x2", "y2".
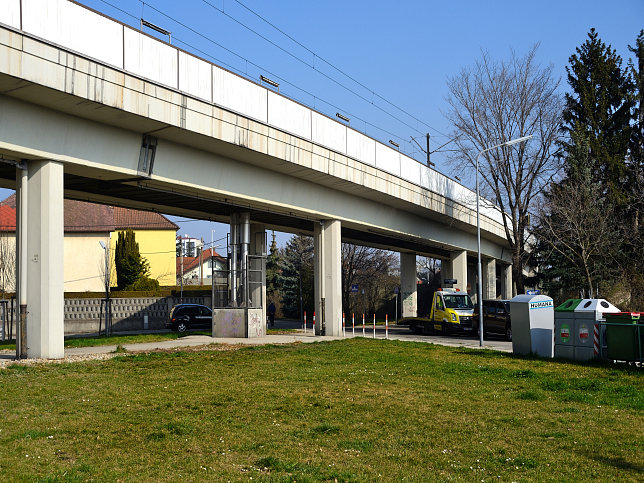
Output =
[{"x1": 0, "y1": 0, "x2": 512, "y2": 358}]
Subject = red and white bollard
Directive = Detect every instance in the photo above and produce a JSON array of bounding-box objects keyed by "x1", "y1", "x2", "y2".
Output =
[
  {"x1": 303, "y1": 311, "x2": 307, "y2": 333},
  {"x1": 342, "y1": 312, "x2": 346, "y2": 337},
  {"x1": 594, "y1": 323, "x2": 600, "y2": 357},
  {"x1": 362, "y1": 313, "x2": 365, "y2": 337},
  {"x1": 313, "y1": 311, "x2": 316, "y2": 336},
  {"x1": 352, "y1": 313, "x2": 355, "y2": 336},
  {"x1": 373, "y1": 314, "x2": 376, "y2": 339},
  {"x1": 386, "y1": 314, "x2": 389, "y2": 340}
]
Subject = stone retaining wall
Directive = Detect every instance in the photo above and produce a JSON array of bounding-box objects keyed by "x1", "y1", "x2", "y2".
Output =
[{"x1": 0, "y1": 296, "x2": 211, "y2": 337}]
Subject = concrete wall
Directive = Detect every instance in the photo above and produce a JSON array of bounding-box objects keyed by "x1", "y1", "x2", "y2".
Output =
[{"x1": 64, "y1": 296, "x2": 209, "y2": 334}]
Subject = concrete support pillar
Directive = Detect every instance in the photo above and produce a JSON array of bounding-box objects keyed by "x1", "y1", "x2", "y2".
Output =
[
  {"x1": 484, "y1": 258, "x2": 496, "y2": 300},
  {"x1": 314, "y1": 220, "x2": 342, "y2": 336},
  {"x1": 26, "y1": 160, "x2": 64, "y2": 359},
  {"x1": 250, "y1": 223, "x2": 266, "y2": 321},
  {"x1": 449, "y1": 250, "x2": 468, "y2": 293},
  {"x1": 400, "y1": 252, "x2": 417, "y2": 318},
  {"x1": 503, "y1": 264, "x2": 513, "y2": 299}
]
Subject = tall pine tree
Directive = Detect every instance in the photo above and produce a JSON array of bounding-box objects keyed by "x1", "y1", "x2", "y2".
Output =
[{"x1": 562, "y1": 28, "x2": 634, "y2": 205}]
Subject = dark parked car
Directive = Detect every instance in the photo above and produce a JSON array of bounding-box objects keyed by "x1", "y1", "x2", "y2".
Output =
[
  {"x1": 166, "y1": 304, "x2": 212, "y2": 333},
  {"x1": 473, "y1": 300, "x2": 512, "y2": 340}
]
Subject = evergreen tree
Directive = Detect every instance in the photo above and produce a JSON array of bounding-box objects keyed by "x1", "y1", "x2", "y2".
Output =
[
  {"x1": 114, "y1": 230, "x2": 150, "y2": 290},
  {"x1": 265, "y1": 231, "x2": 283, "y2": 310},
  {"x1": 624, "y1": 30, "x2": 644, "y2": 308},
  {"x1": 562, "y1": 28, "x2": 634, "y2": 205},
  {"x1": 278, "y1": 235, "x2": 313, "y2": 318}
]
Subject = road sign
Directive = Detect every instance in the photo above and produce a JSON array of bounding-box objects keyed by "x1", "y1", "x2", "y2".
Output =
[
  {"x1": 394, "y1": 287, "x2": 399, "y2": 294},
  {"x1": 444, "y1": 279, "x2": 457, "y2": 285},
  {"x1": 526, "y1": 289, "x2": 541, "y2": 295},
  {"x1": 351, "y1": 284, "x2": 359, "y2": 293}
]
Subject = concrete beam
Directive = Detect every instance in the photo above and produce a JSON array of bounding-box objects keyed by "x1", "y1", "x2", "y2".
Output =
[
  {"x1": 26, "y1": 160, "x2": 64, "y2": 359},
  {"x1": 400, "y1": 252, "x2": 417, "y2": 318}
]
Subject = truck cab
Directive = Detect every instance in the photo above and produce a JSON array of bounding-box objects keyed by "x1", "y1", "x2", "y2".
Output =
[
  {"x1": 430, "y1": 288, "x2": 475, "y2": 334},
  {"x1": 406, "y1": 288, "x2": 475, "y2": 335}
]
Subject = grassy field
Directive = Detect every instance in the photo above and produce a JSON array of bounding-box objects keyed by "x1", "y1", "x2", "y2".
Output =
[
  {"x1": 0, "y1": 329, "x2": 297, "y2": 352},
  {"x1": 0, "y1": 339, "x2": 641, "y2": 481}
]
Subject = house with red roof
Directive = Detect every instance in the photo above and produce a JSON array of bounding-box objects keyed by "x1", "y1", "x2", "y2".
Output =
[
  {"x1": 0, "y1": 194, "x2": 178, "y2": 292},
  {"x1": 176, "y1": 247, "x2": 227, "y2": 286}
]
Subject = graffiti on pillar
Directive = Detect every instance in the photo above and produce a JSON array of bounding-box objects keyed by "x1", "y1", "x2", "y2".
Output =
[
  {"x1": 402, "y1": 291, "x2": 416, "y2": 315},
  {"x1": 248, "y1": 310, "x2": 264, "y2": 338}
]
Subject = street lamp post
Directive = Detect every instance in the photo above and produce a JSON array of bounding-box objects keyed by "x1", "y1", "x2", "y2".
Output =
[
  {"x1": 99, "y1": 240, "x2": 110, "y2": 336},
  {"x1": 476, "y1": 135, "x2": 532, "y2": 347}
]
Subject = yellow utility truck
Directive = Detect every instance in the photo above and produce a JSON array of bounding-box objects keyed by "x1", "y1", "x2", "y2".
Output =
[{"x1": 406, "y1": 288, "x2": 475, "y2": 335}]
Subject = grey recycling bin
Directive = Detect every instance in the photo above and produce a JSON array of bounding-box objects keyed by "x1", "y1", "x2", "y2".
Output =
[
  {"x1": 574, "y1": 299, "x2": 620, "y2": 361},
  {"x1": 554, "y1": 299, "x2": 582, "y2": 359},
  {"x1": 510, "y1": 294, "x2": 555, "y2": 358}
]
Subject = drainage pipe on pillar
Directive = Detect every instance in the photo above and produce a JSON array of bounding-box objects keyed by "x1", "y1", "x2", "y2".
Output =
[
  {"x1": 17, "y1": 164, "x2": 28, "y2": 359},
  {"x1": 239, "y1": 212, "x2": 250, "y2": 307},
  {"x1": 319, "y1": 221, "x2": 325, "y2": 335},
  {"x1": 230, "y1": 213, "x2": 240, "y2": 307}
]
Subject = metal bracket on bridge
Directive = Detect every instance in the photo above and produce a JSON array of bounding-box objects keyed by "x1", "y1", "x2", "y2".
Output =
[
  {"x1": 137, "y1": 135, "x2": 158, "y2": 178},
  {"x1": 0, "y1": 157, "x2": 27, "y2": 170}
]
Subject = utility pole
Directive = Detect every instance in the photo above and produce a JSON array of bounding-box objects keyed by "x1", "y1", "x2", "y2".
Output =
[{"x1": 426, "y1": 133, "x2": 430, "y2": 166}]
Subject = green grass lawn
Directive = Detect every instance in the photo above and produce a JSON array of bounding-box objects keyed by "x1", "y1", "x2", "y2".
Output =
[
  {"x1": 0, "y1": 331, "x2": 213, "y2": 351},
  {"x1": 0, "y1": 339, "x2": 641, "y2": 481}
]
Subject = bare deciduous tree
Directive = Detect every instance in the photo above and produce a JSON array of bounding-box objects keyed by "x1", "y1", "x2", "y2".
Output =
[
  {"x1": 535, "y1": 177, "x2": 615, "y2": 298},
  {"x1": 445, "y1": 45, "x2": 563, "y2": 294},
  {"x1": 0, "y1": 232, "x2": 16, "y2": 296},
  {"x1": 341, "y1": 244, "x2": 398, "y2": 315}
]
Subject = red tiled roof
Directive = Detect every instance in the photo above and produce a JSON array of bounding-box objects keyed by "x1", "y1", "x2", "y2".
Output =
[
  {"x1": 114, "y1": 206, "x2": 179, "y2": 231},
  {"x1": 0, "y1": 205, "x2": 16, "y2": 230},
  {"x1": 0, "y1": 195, "x2": 178, "y2": 233},
  {"x1": 177, "y1": 248, "x2": 225, "y2": 274}
]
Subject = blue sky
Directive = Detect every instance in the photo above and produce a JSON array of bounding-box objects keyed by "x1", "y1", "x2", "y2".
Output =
[{"x1": 4, "y1": 0, "x2": 643, "y2": 249}]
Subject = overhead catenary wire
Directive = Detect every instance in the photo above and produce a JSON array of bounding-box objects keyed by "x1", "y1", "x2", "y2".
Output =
[
  {"x1": 136, "y1": 0, "x2": 413, "y2": 145},
  {"x1": 229, "y1": 0, "x2": 448, "y2": 138},
  {"x1": 199, "y1": 0, "x2": 432, "y2": 138},
  {"x1": 94, "y1": 0, "x2": 423, "y2": 150}
]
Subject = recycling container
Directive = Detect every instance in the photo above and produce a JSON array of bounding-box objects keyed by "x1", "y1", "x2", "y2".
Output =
[
  {"x1": 554, "y1": 299, "x2": 582, "y2": 359},
  {"x1": 574, "y1": 299, "x2": 621, "y2": 361},
  {"x1": 510, "y1": 294, "x2": 554, "y2": 358},
  {"x1": 605, "y1": 312, "x2": 643, "y2": 362}
]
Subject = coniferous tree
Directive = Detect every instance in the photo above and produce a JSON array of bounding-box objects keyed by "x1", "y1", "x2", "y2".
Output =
[
  {"x1": 265, "y1": 231, "x2": 283, "y2": 312},
  {"x1": 562, "y1": 28, "x2": 634, "y2": 205},
  {"x1": 114, "y1": 230, "x2": 150, "y2": 290},
  {"x1": 279, "y1": 235, "x2": 314, "y2": 318}
]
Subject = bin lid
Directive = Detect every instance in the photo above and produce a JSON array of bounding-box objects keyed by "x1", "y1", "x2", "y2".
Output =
[
  {"x1": 555, "y1": 299, "x2": 583, "y2": 312},
  {"x1": 605, "y1": 312, "x2": 642, "y2": 323},
  {"x1": 574, "y1": 299, "x2": 620, "y2": 318}
]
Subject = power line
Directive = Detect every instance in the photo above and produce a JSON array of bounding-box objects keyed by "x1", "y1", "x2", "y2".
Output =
[
  {"x1": 230, "y1": 0, "x2": 448, "y2": 138},
  {"x1": 94, "y1": 0, "x2": 421, "y2": 149},
  {"x1": 137, "y1": 1, "x2": 414, "y2": 146},
  {"x1": 200, "y1": 0, "x2": 429, "y2": 137}
]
